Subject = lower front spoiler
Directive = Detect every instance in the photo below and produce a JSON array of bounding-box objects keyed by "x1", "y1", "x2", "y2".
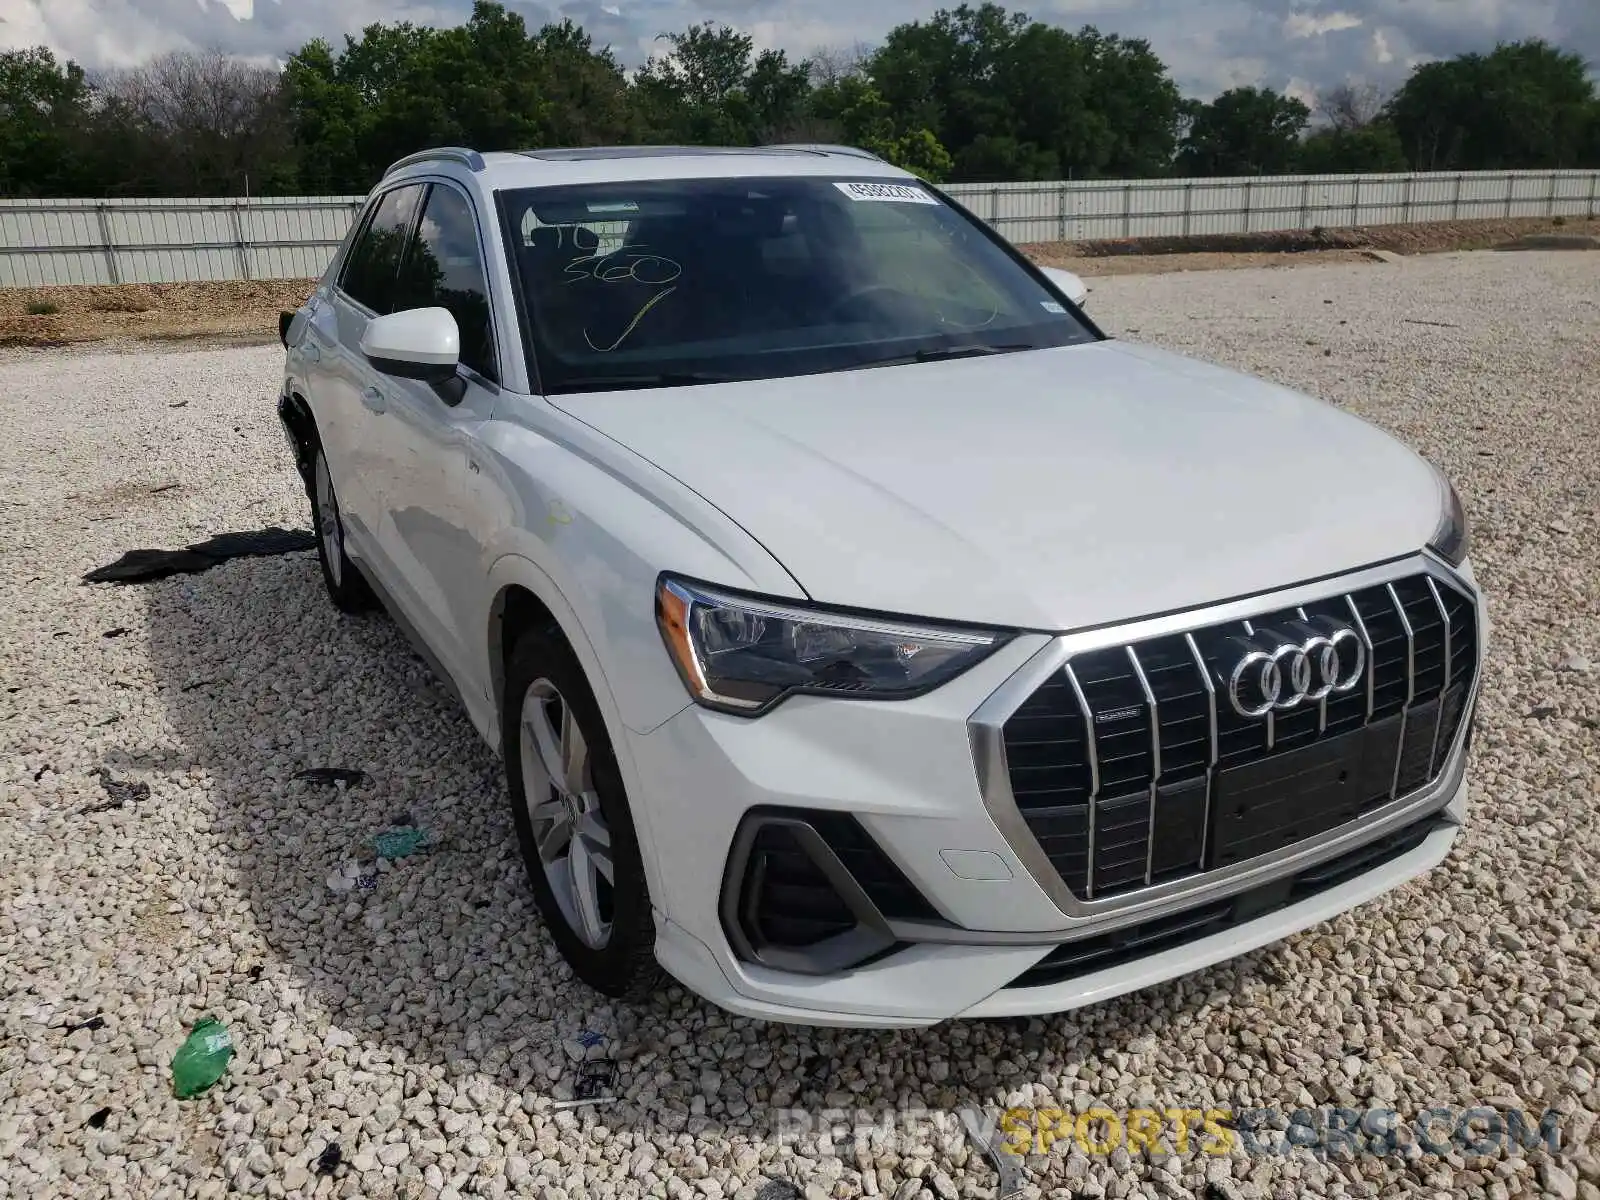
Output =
[{"x1": 653, "y1": 812, "x2": 1460, "y2": 1028}]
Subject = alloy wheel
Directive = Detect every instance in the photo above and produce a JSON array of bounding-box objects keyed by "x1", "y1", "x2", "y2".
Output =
[
  {"x1": 313, "y1": 452, "x2": 343, "y2": 588},
  {"x1": 519, "y1": 678, "x2": 614, "y2": 948}
]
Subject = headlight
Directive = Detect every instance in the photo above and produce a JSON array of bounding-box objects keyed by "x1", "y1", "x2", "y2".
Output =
[
  {"x1": 1429, "y1": 471, "x2": 1470, "y2": 567},
  {"x1": 656, "y1": 576, "x2": 1010, "y2": 715}
]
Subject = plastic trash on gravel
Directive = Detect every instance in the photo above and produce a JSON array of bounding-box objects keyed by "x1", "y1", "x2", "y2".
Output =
[
  {"x1": 372, "y1": 826, "x2": 428, "y2": 859},
  {"x1": 171, "y1": 1017, "x2": 234, "y2": 1099}
]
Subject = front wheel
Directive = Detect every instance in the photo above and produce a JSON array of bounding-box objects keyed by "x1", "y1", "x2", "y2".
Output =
[
  {"x1": 503, "y1": 629, "x2": 661, "y2": 1001},
  {"x1": 310, "y1": 446, "x2": 375, "y2": 613}
]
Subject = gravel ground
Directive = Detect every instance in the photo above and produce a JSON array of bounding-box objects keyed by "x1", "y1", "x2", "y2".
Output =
[{"x1": 1, "y1": 251, "x2": 1597, "y2": 1200}]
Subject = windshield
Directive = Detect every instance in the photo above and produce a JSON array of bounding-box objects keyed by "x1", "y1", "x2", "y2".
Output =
[{"x1": 499, "y1": 176, "x2": 1098, "y2": 394}]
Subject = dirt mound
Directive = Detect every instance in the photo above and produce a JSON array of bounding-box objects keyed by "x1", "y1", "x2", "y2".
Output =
[
  {"x1": 0, "y1": 279, "x2": 314, "y2": 348},
  {"x1": 1074, "y1": 228, "x2": 1370, "y2": 258},
  {"x1": 1494, "y1": 233, "x2": 1600, "y2": 251},
  {"x1": 1024, "y1": 215, "x2": 1600, "y2": 263}
]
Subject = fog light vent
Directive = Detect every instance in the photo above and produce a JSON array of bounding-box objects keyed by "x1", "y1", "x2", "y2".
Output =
[{"x1": 721, "y1": 809, "x2": 936, "y2": 975}]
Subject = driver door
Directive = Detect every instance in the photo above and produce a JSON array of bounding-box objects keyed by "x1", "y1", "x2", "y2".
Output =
[{"x1": 368, "y1": 180, "x2": 503, "y2": 705}]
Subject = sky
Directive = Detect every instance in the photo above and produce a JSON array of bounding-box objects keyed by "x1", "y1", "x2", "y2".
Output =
[{"x1": 1, "y1": 0, "x2": 1597, "y2": 102}]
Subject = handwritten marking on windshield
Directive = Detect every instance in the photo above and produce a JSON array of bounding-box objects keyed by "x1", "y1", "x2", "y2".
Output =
[
  {"x1": 564, "y1": 250, "x2": 682, "y2": 287},
  {"x1": 585, "y1": 287, "x2": 678, "y2": 353},
  {"x1": 530, "y1": 223, "x2": 599, "y2": 251}
]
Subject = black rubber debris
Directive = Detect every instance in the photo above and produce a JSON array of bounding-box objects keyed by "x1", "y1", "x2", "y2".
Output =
[
  {"x1": 575, "y1": 1063, "x2": 617, "y2": 1100},
  {"x1": 314, "y1": 1143, "x2": 343, "y2": 1176},
  {"x1": 103, "y1": 628, "x2": 130, "y2": 638},
  {"x1": 294, "y1": 768, "x2": 374, "y2": 789},
  {"x1": 86, "y1": 1107, "x2": 112, "y2": 1129},
  {"x1": 62, "y1": 1015, "x2": 106, "y2": 1034},
  {"x1": 81, "y1": 768, "x2": 150, "y2": 814},
  {"x1": 82, "y1": 527, "x2": 317, "y2": 585}
]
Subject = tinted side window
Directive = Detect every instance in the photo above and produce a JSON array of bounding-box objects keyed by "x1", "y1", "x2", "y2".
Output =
[
  {"x1": 340, "y1": 185, "x2": 423, "y2": 313},
  {"x1": 394, "y1": 185, "x2": 497, "y2": 381}
]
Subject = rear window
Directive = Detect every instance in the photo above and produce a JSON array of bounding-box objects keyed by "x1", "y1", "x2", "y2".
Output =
[{"x1": 501, "y1": 176, "x2": 1095, "y2": 394}]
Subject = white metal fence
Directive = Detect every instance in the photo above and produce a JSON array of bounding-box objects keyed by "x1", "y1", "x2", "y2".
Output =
[
  {"x1": 3, "y1": 169, "x2": 1597, "y2": 287},
  {"x1": 947, "y1": 168, "x2": 1600, "y2": 245},
  {"x1": 0, "y1": 196, "x2": 364, "y2": 287}
]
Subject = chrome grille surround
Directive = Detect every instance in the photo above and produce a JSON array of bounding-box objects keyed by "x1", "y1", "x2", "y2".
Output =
[{"x1": 967, "y1": 553, "x2": 1483, "y2": 930}]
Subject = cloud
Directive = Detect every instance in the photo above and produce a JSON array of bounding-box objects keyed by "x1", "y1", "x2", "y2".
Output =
[
  {"x1": 1284, "y1": 10, "x2": 1363, "y2": 40},
  {"x1": 0, "y1": 0, "x2": 465, "y2": 69},
  {"x1": 1283, "y1": 75, "x2": 1320, "y2": 107},
  {"x1": 2, "y1": 0, "x2": 1596, "y2": 98}
]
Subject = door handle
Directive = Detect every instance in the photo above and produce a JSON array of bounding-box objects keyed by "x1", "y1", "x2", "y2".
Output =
[{"x1": 360, "y1": 386, "x2": 387, "y2": 414}]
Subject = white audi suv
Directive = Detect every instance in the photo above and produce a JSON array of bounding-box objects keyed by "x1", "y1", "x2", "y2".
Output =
[{"x1": 278, "y1": 144, "x2": 1484, "y2": 1026}]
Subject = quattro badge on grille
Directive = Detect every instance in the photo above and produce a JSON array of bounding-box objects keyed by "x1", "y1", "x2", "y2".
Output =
[
  {"x1": 1096, "y1": 705, "x2": 1142, "y2": 724},
  {"x1": 1224, "y1": 618, "x2": 1366, "y2": 718}
]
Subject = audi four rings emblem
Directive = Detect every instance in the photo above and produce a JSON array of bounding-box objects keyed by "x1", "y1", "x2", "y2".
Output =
[{"x1": 1225, "y1": 617, "x2": 1367, "y2": 718}]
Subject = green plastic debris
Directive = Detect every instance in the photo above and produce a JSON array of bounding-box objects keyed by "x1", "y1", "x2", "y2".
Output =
[
  {"x1": 171, "y1": 1018, "x2": 233, "y2": 1099},
  {"x1": 372, "y1": 826, "x2": 428, "y2": 860}
]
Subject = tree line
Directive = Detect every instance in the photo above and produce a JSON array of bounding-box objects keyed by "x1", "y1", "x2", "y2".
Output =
[{"x1": 3, "y1": 0, "x2": 1597, "y2": 198}]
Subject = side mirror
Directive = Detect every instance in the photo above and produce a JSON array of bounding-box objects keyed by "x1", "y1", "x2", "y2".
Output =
[
  {"x1": 1040, "y1": 266, "x2": 1090, "y2": 308},
  {"x1": 360, "y1": 307, "x2": 460, "y2": 383}
]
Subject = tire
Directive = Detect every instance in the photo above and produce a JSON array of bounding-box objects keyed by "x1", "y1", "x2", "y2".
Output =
[
  {"x1": 503, "y1": 627, "x2": 662, "y2": 1001},
  {"x1": 310, "y1": 444, "x2": 376, "y2": 613}
]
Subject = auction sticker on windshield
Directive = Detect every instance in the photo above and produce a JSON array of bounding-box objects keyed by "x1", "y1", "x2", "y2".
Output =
[{"x1": 834, "y1": 181, "x2": 939, "y2": 204}]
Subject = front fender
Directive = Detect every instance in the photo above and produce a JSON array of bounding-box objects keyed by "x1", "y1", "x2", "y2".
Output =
[
  {"x1": 475, "y1": 396, "x2": 803, "y2": 737},
  {"x1": 483, "y1": 552, "x2": 638, "y2": 748},
  {"x1": 485, "y1": 551, "x2": 679, "y2": 920}
]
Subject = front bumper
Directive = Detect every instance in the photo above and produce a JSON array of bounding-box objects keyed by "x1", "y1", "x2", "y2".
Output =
[
  {"x1": 632, "y1": 699, "x2": 1466, "y2": 1027},
  {"x1": 622, "y1": 554, "x2": 1484, "y2": 1027}
]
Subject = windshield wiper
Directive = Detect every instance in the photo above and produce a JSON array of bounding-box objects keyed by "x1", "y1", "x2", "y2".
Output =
[
  {"x1": 555, "y1": 371, "x2": 732, "y2": 393},
  {"x1": 865, "y1": 343, "x2": 1037, "y2": 368}
]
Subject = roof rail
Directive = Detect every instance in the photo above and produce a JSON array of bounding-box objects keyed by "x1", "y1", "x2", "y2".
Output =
[
  {"x1": 382, "y1": 147, "x2": 487, "y2": 179},
  {"x1": 764, "y1": 143, "x2": 885, "y2": 162}
]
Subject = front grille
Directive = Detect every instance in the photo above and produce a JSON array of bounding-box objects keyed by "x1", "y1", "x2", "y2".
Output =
[
  {"x1": 1000, "y1": 570, "x2": 1477, "y2": 901},
  {"x1": 1007, "y1": 816, "x2": 1445, "y2": 989}
]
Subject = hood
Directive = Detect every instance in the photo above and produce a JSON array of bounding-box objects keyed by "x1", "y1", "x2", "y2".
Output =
[{"x1": 554, "y1": 341, "x2": 1446, "y2": 631}]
